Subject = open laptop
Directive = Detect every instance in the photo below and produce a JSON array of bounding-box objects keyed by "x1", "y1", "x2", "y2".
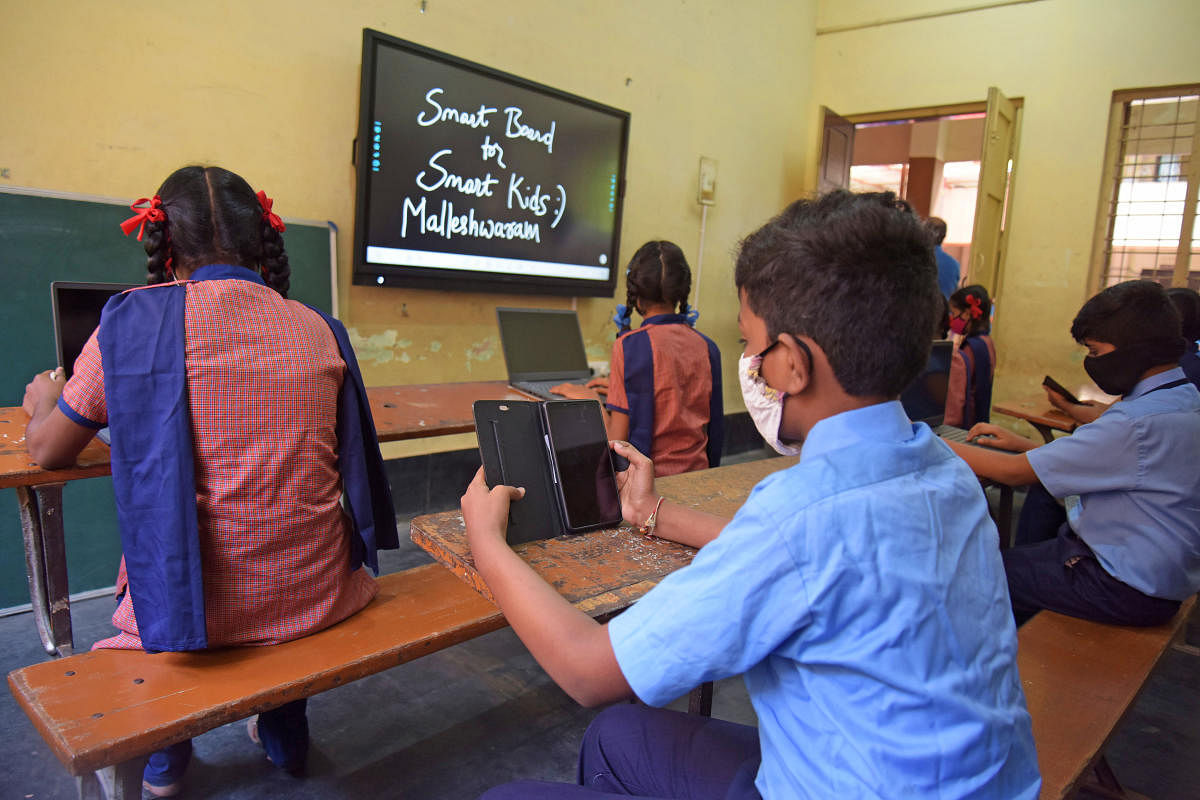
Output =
[
  {"x1": 51, "y1": 281, "x2": 137, "y2": 443},
  {"x1": 900, "y1": 339, "x2": 976, "y2": 444},
  {"x1": 496, "y1": 307, "x2": 593, "y2": 400}
]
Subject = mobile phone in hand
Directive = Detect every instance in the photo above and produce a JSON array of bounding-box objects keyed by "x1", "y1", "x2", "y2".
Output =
[{"x1": 1042, "y1": 375, "x2": 1083, "y2": 405}]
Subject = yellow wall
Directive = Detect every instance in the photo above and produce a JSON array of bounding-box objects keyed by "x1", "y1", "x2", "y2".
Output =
[
  {"x1": 1, "y1": 0, "x2": 818, "y2": 459},
  {"x1": 10, "y1": 0, "x2": 1191, "y2": 449},
  {"x1": 812, "y1": 0, "x2": 1200, "y2": 414}
]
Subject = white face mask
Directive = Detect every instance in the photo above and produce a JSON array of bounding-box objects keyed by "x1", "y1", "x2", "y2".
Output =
[{"x1": 738, "y1": 346, "x2": 803, "y2": 456}]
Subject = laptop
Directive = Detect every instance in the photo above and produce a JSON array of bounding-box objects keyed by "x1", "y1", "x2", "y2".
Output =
[
  {"x1": 496, "y1": 307, "x2": 593, "y2": 400},
  {"x1": 51, "y1": 281, "x2": 137, "y2": 443},
  {"x1": 899, "y1": 339, "x2": 976, "y2": 444}
]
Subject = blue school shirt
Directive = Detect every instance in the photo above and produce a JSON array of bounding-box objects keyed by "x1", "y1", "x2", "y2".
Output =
[
  {"x1": 608, "y1": 401, "x2": 1040, "y2": 799},
  {"x1": 1026, "y1": 367, "x2": 1200, "y2": 600}
]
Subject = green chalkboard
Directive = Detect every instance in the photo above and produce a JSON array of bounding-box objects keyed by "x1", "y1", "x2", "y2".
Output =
[{"x1": 0, "y1": 187, "x2": 336, "y2": 610}]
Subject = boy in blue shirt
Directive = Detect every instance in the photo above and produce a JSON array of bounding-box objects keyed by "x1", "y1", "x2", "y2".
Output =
[
  {"x1": 949, "y1": 279, "x2": 1200, "y2": 627},
  {"x1": 462, "y1": 191, "x2": 1040, "y2": 799}
]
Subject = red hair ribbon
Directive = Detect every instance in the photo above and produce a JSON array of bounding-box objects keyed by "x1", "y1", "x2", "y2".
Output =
[
  {"x1": 256, "y1": 190, "x2": 286, "y2": 233},
  {"x1": 119, "y1": 196, "x2": 166, "y2": 241},
  {"x1": 966, "y1": 294, "x2": 983, "y2": 319}
]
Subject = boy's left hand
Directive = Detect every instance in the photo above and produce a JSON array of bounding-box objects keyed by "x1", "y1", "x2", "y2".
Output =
[{"x1": 461, "y1": 467, "x2": 525, "y2": 551}]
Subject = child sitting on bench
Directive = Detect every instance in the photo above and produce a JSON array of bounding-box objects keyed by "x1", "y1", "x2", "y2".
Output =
[
  {"x1": 461, "y1": 191, "x2": 1040, "y2": 799},
  {"x1": 948, "y1": 279, "x2": 1200, "y2": 627},
  {"x1": 22, "y1": 165, "x2": 397, "y2": 796}
]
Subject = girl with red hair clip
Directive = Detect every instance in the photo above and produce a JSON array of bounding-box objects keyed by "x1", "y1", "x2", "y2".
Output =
[
  {"x1": 945, "y1": 284, "x2": 996, "y2": 428},
  {"x1": 22, "y1": 165, "x2": 398, "y2": 796}
]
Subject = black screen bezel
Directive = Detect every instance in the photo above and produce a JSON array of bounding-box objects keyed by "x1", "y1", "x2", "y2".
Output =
[
  {"x1": 351, "y1": 28, "x2": 630, "y2": 297},
  {"x1": 542, "y1": 400, "x2": 622, "y2": 532}
]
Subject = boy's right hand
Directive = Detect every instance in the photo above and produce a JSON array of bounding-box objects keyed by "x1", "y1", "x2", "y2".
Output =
[
  {"x1": 965, "y1": 423, "x2": 1034, "y2": 452},
  {"x1": 609, "y1": 440, "x2": 657, "y2": 526},
  {"x1": 585, "y1": 376, "x2": 609, "y2": 396}
]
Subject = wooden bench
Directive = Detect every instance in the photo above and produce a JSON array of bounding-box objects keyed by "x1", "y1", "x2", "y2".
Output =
[
  {"x1": 10, "y1": 558, "x2": 1195, "y2": 800},
  {"x1": 1018, "y1": 595, "x2": 1196, "y2": 799},
  {"x1": 7, "y1": 563, "x2": 505, "y2": 800}
]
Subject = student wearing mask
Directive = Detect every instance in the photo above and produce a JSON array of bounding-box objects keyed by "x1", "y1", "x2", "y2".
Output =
[
  {"x1": 461, "y1": 191, "x2": 1039, "y2": 800},
  {"x1": 948, "y1": 280, "x2": 1200, "y2": 627}
]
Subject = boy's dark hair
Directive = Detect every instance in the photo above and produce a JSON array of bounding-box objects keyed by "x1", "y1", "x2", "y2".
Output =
[
  {"x1": 949, "y1": 284, "x2": 992, "y2": 337},
  {"x1": 926, "y1": 217, "x2": 948, "y2": 245},
  {"x1": 1167, "y1": 287, "x2": 1200, "y2": 343},
  {"x1": 1071, "y1": 280, "x2": 1185, "y2": 362},
  {"x1": 142, "y1": 165, "x2": 291, "y2": 297},
  {"x1": 626, "y1": 240, "x2": 691, "y2": 317},
  {"x1": 735, "y1": 190, "x2": 940, "y2": 398}
]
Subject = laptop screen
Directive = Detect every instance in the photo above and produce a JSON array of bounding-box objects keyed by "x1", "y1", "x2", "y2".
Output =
[
  {"x1": 496, "y1": 307, "x2": 591, "y2": 383},
  {"x1": 899, "y1": 340, "x2": 954, "y2": 425},
  {"x1": 52, "y1": 282, "x2": 137, "y2": 379}
]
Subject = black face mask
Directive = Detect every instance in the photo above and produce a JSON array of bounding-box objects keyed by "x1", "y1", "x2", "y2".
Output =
[{"x1": 1083, "y1": 338, "x2": 1185, "y2": 396}]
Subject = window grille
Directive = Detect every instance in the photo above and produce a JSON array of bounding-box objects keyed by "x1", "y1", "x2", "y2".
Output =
[{"x1": 1095, "y1": 88, "x2": 1200, "y2": 291}]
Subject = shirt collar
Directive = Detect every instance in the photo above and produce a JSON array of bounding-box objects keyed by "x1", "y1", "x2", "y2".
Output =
[
  {"x1": 189, "y1": 264, "x2": 267, "y2": 286},
  {"x1": 639, "y1": 313, "x2": 688, "y2": 327},
  {"x1": 800, "y1": 400, "x2": 912, "y2": 462},
  {"x1": 1127, "y1": 366, "x2": 1188, "y2": 399}
]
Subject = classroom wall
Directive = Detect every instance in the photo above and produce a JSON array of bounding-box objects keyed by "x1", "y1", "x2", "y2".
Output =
[
  {"x1": 1, "y1": 0, "x2": 818, "y2": 456},
  {"x1": 812, "y1": 0, "x2": 1200, "y2": 409}
]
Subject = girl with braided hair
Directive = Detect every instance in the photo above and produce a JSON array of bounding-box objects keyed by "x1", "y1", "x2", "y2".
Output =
[
  {"x1": 945, "y1": 284, "x2": 997, "y2": 428},
  {"x1": 552, "y1": 240, "x2": 723, "y2": 476},
  {"x1": 22, "y1": 165, "x2": 397, "y2": 795}
]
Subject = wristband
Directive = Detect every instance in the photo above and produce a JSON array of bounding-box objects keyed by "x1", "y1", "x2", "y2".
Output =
[{"x1": 638, "y1": 496, "x2": 665, "y2": 537}]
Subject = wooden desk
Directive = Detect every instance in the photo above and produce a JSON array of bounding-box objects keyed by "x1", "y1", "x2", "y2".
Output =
[
  {"x1": 992, "y1": 394, "x2": 1078, "y2": 443},
  {"x1": 0, "y1": 381, "x2": 534, "y2": 658},
  {"x1": 411, "y1": 457, "x2": 794, "y2": 617}
]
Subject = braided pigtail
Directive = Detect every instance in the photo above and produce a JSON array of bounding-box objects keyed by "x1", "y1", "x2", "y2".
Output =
[
  {"x1": 143, "y1": 218, "x2": 172, "y2": 284},
  {"x1": 260, "y1": 217, "x2": 291, "y2": 298}
]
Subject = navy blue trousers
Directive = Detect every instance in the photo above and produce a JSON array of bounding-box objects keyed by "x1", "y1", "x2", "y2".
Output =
[
  {"x1": 479, "y1": 704, "x2": 762, "y2": 800},
  {"x1": 143, "y1": 699, "x2": 309, "y2": 786},
  {"x1": 1003, "y1": 483, "x2": 1180, "y2": 627}
]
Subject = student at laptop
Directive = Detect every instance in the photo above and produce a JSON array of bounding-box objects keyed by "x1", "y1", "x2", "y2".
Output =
[
  {"x1": 462, "y1": 191, "x2": 1039, "y2": 799},
  {"x1": 947, "y1": 280, "x2": 1200, "y2": 627},
  {"x1": 21, "y1": 165, "x2": 397, "y2": 796},
  {"x1": 552, "y1": 241, "x2": 723, "y2": 476},
  {"x1": 945, "y1": 284, "x2": 996, "y2": 428}
]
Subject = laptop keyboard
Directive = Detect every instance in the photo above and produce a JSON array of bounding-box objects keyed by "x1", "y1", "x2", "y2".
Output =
[
  {"x1": 935, "y1": 424, "x2": 972, "y2": 443},
  {"x1": 512, "y1": 379, "x2": 589, "y2": 401}
]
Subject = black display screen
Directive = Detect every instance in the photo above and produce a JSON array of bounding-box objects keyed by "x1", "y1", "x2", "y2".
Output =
[
  {"x1": 543, "y1": 401, "x2": 621, "y2": 531},
  {"x1": 352, "y1": 29, "x2": 629, "y2": 296}
]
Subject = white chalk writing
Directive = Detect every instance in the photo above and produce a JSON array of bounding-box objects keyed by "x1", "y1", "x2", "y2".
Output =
[
  {"x1": 402, "y1": 196, "x2": 541, "y2": 242},
  {"x1": 416, "y1": 88, "x2": 497, "y2": 129}
]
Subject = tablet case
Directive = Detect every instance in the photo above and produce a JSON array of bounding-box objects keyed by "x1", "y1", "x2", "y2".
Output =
[{"x1": 473, "y1": 399, "x2": 619, "y2": 544}]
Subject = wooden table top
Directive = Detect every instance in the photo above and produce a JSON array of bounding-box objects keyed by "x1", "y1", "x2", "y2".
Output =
[
  {"x1": 992, "y1": 394, "x2": 1078, "y2": 433},
  {"x1": 0, "y1": 381, "x2": 535, "y2": 489},
  {"x1": 410, "y1": 456, "x2": 797, "y2": 616}
]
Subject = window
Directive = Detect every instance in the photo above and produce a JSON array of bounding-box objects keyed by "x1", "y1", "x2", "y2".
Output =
[{"x1": 1093, "y1": 88, "x2": 1200, "y2": 291}]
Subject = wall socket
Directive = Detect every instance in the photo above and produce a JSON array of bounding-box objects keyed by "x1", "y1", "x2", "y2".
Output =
[{"x1": 698, "y1": 156, "x2": 717, "y2": 206}]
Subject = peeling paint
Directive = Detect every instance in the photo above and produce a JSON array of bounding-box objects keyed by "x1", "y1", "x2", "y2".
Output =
[
  {"x1": 430, "y1": 341, "x2": 443, "y2": 353},
  {"x1": 347, "y1": 326, "x2": 404, "y2": 366},
  {"x1": 465, "y1": 338, "x2": 497, "y2": 373}
]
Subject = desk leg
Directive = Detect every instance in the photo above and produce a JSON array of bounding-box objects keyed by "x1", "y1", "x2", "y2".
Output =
[
  {"x1": 687, "y1": 681, "x2": 714, "y2": 717},
  {"x1": 16, "y1": 484, "x2": 74, "y2": 658},
  {"x1": 1030, "y1": 423, "x2": 1055, "y2": 444},
  {"x1": 996, "y1": 485, "x2": 1014, "y2": 549}
]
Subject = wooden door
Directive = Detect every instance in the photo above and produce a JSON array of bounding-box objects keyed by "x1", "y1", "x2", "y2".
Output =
[{"x1": 819, "y1": 107, "x2": 855, "y2": 195}]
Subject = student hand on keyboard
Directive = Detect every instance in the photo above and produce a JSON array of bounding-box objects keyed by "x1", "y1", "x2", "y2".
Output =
[
  {"x1": 965, "y1": 423, "x2": 1037, "y2": 453},
  {"x1": 585, "y1": 376, "x2": 609, "y2": 397},
  {"x1": 550, "y1": 383, "x2": 602, "y2": 402}
]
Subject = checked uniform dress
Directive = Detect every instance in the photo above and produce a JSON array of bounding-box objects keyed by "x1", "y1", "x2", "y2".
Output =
[{"x1": 59, "y1": 268, "x2": 381, "y2": 651}]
